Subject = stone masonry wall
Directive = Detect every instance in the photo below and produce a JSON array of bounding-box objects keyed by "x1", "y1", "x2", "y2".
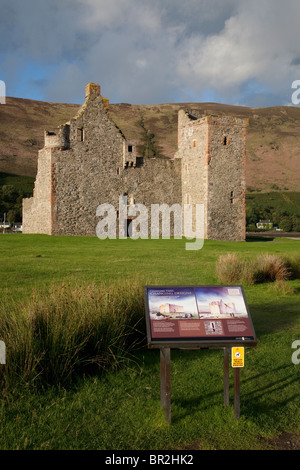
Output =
[
  {"x1": 49, "y1": 85, "x2": 182, "y2": 236},
  {"x1": 176, "y1": 110, "x2": 209, "y2": 236},
  {"x1": 23, "y1": 83, "x2": 247, "y2": 241},
  {"x1": 206, "y1": 116, "x2": 247, "y2": 241},
  {"x1": 22, "y1": 147, "x2": 53, "y2": 234},
  {"x1": 175, "y1": 111, "x2": 247, "y2": 241}
]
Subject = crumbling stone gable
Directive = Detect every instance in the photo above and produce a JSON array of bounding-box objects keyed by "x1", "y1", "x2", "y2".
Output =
[{"x1": 23, "y1": 83, "x2": 182, "y2": 236}]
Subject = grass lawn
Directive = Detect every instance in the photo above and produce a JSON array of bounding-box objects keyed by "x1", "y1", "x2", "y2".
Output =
[{"x1": 0, "y1": 234, "x2": 299, "y2": 450}]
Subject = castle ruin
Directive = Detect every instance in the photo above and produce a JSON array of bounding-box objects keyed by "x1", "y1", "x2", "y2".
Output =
[{"x1": 22, "y1": 83, "x2": 247, "y2": 241}]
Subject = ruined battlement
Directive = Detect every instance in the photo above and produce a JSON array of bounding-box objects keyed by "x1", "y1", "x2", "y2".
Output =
[{"x1": 44, "y1": 124, "x2": 70, "y2": 150}]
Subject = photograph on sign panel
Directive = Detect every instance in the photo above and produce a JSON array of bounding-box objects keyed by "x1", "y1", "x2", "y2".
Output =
[
  {"x1": 194, "y1": 286, "x2": 248, "y2": 319},
  {"x1": 148, "y1": 287, "x2": 198, "y2": 320}
]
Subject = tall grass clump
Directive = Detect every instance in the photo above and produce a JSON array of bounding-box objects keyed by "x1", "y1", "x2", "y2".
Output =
[
  {"x1": 248, "y1": 254, "x2": 291, "y2": 284},
  {"x1": 0, "y1": 280, "x2": 146, "y2": 392},
  {"x1": 216, "y1": 252, "x2": 297, "y2": 285},
  {"x1": 216, "y1": 253, "x2": 246, "y2": 283},
  {"x1": 283, "y1": 252, "x2": 300, "y2": 279}
]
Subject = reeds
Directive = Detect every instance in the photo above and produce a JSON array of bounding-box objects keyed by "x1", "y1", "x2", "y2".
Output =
[
  {"x1": 0, "y1": 280, "x2": 145, "y2": 392},
  {"x1": 216, "y1": 252, "x2": 299, "y2": 285}
]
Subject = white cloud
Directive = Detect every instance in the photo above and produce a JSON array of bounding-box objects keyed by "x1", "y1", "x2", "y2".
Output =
[
  {"x1": 176, "y1": 0, "x2": 300, "y2": 104},
  {"x1": 1, "y1": 0, "x2": 300, "y2": 106}
]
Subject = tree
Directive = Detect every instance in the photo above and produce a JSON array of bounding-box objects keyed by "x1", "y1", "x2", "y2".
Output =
[
  {"x1": 292, "y1": 216, "x2": 300, "y2": 232},
  {"x1": 6, "y1": 209, "x2": 17, "y2": 226},
  {"x1": 279, "y1": 216, "x2": 293, "y2": 232},
  {"x1": 0, "y1": 185, "x2": 18, "y2": 203},
  {"x1": 246, "y1": 207, "x2": 260, "y2": 227}
]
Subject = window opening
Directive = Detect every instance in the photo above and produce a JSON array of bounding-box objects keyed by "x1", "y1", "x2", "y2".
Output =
[{"x1": 77, "y1": 128, "x2": 84, "y2": 142}]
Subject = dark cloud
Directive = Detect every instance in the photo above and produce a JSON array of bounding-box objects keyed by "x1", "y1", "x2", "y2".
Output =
[{"x1": 291, "y1": 57, "x2": 300, "y2": 67}]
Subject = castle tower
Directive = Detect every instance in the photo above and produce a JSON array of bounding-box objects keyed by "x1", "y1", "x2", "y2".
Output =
[{"x1": 176, "y1": 110, "x2": 247, "y2": 241}]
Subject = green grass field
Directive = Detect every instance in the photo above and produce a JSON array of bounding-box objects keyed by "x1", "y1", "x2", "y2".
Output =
[{"x1": 0, "y1": 234, "x2": 299, "y2": 450}]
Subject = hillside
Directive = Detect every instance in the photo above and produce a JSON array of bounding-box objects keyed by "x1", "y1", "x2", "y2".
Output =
[{"x1": 0, "y1": 97, "x2": 300, "y2": 192}]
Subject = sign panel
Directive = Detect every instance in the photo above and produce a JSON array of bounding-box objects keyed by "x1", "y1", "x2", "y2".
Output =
[
  {"x1": 144, "y1": 285, "x2": 257, "y2": 348},
  {"x1": 231, "y1": 347, "x2": 244, "y2": 367}
]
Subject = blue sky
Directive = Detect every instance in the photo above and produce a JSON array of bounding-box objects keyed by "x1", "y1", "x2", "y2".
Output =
[{"x1": 1, "y1": 0, "x2": 300, "y2": 106}]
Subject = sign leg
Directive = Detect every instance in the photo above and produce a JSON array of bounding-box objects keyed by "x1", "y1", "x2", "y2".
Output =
[
  {"x1": 160, "y1": 348, "x2": 166, "y2": 408},
  {"x1": 234, "y1": 367, "x2": 240, "y2": 419},
  {"x1": 223, "y1": 348, "x2": 230, "y2": 406},
  {"x1": 160, "y1": 348, "x2": 171, "y2": 423}
]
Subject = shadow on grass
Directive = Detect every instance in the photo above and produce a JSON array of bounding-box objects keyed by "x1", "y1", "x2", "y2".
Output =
[
  {"x1": 246, "y1": 235, "x2": 274, "y2": 242},
  {"x1": 241, "y1": 364, "x2": 299, "y2": 405},
  {"x1": 169, "y1": 363, "x2": 299, "y2": 424},
  {"x1": 249, "y1": 299, "x2": 300, "y2": 335}
]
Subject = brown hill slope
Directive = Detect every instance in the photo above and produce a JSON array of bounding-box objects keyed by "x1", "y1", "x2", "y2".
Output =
[{"x1": 0, "y1": 97, "x2": 300, "y2": 191}]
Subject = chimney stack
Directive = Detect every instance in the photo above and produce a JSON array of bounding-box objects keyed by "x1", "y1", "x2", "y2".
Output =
[{"x1": 85, "y1": 83, "x2": 101, "y2": 99}]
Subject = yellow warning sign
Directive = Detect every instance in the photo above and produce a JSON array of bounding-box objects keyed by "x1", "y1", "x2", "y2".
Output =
[{"x1": 231, "y1": 347, "x2": 244, "y2": 368}]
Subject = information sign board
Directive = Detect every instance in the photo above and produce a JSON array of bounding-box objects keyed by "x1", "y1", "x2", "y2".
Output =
[{"x1": 144, "y1": 285, "x2": 257, "y2": 348}]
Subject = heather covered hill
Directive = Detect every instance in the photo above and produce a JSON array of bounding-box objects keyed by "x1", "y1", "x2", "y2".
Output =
[
  {"x1": 0, "y1": 96, "x2": 300, "y2": 192},
  {"x1": 0, "y1": 97, "x2": 79, "y2": 177}
]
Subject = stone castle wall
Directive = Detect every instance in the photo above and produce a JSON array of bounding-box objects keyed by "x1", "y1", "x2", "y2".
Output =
[
  {"x1": 207, "y1": 116, "x2": 247, "y2": 241},
  {"x1": 23, "y1": 83, "x2": 182, "y2": 237},
  {"x1": 22, "y1": 147, "x2": 53, "y2": 235},
  {"x1": 176, "y1": 111, "x2": 247, "y2": 240},
  {"x1": 23, "y1": 83, "x2": 247, "y2": 241},
  {"x1": 176, "y1": 110, "x2": 209, "y2": 236}
]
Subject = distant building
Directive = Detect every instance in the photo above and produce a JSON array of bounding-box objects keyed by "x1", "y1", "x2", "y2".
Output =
[
  {"x1": 13, "y1": 223, "x2": 22, "y2": 232},
  {"x1": 256, "y1": 220, "x2": 273, "y2": 230},
  {"x1": 0, "y1": 222, "x2": 11, "y2": 229}
]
